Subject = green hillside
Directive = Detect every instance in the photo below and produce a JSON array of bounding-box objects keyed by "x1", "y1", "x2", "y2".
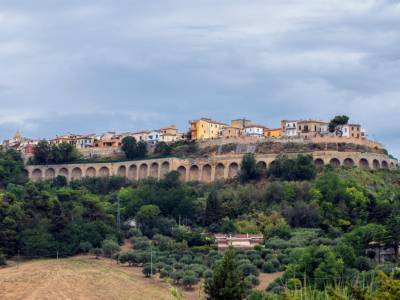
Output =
[{"x1": 1, "y1": 147, "x2": 400, "y2": 299}]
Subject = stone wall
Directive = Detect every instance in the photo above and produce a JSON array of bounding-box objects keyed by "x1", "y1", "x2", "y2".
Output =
[{"x1": 26, "y1": 151, "x2": 399, "y2": 183}]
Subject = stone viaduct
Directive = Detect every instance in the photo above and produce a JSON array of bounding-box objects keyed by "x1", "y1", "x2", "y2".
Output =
[{"x1": 25, "y1": 151, "x2": 399, "y2": 183}]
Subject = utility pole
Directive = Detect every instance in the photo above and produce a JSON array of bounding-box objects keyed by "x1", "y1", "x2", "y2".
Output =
[{"x1": 150, "y1": 245, "x2": 153, "y2": 277}]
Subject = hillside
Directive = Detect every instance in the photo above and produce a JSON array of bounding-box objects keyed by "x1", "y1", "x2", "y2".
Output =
[
  {"x1": 0, "y1": 257, "x2": 184, "y2": 300},
  {"x1": 1, "y1": 148, "x2": 400, "y2": 299}
]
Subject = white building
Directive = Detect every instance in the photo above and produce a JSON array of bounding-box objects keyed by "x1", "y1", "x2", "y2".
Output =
[
  {"x1": 75, "y1": 135, "x2": 95, "y2": 149},
  {"x1": 242, "y1": 125, "x2": 265, "y2": 137},
  {"x1": 147, "y1": 130, "x2": 161, "y2": 145},
  {"x1": 281, "y1": 120, "x2": 298, "y2": 137}
]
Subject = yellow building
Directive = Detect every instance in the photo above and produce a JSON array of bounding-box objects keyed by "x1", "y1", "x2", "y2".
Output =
[
  {"x1": 190, "y1": 118, "x2": 228, "y2": 140},
  {"x1": 264, "y1": 128, "x2": 282, "y2": 138}
]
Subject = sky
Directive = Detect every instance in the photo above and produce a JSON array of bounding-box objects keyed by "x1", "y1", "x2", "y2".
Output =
[{"x1": 0, "y1": 0, "x2": 399, "y2": 156}]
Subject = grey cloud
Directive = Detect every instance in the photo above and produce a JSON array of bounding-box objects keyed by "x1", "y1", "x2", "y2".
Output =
[{"x1": 0, "y1": 0, "x2": 399, "y2": 157}]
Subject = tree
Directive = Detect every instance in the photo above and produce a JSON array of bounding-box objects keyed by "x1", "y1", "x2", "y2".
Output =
[
  {"x1": 33, "y1": 140, "x2": 52, "y2": 164},
  {"x1": 135, "y1": 205, "x2": 161, "y2": 236},
  {"x1": 53, "y1": 142, "x2": 78, "y2": 163},
  {"x1": 181, "y1": 270, "x2": 199, "y2": 289},
  {"x1": 205, "y1": 248, "x2": 246, "y2": 300},
  {"x1": 90, "y1": 248, "x2": 103, "y2": 259},
  {"x1": 239, "y1": 153, "x2": 260, "y2": 183},
  {"x1": 78, "y1": 241, "x2": 93, "y2": 253},
  {"x1": 154, "y1": 141, "x2": 172, "y2": 156},
  {"x1": 328, "y1": 115, "x2": 349, "y2": 136},
  {"x1": 121, "y1": 136, "x2": 138, "y2": 159},
  {"x1": 137, "y1": 140, "x2": 148, "y2": 158},
  {"x1": 0, "y1": 252, "x2": 6, "y2": 266},
  {"x1": 101, "y1": 239, "x2": 120, "y2": 257},
  {"x1": 204, "y1": 191, "x2": 222, "y2": 226},
  {"x1": 143, "y1": 262, "x2": 157, "y2": 277}
]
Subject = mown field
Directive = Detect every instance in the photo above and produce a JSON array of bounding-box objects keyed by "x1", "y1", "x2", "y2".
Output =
[{"x1": 0, "y1": 256, "x2": 281, "y2": 300}]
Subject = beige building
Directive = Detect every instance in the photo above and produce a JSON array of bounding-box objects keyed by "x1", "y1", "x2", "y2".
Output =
[
  {"x1": 342, "y1": 124, "x2": 363, "y2": 139},
  {"x1": 190, "y1": 118, "x2": 228, "y2": 140},
  {"x1": 230, "y1": 118, "x2": 252, "y2": 130},
  {"x1": 215, "y1": 234, "x2": 264, "y2": 250},
  {"x1": 297, "y1": 120, "x2": 329, "y2": 139},
  {"x1": 221, "y1": 126, "x2": 241, "y2": 139},
  {"x1": 159, "y1": 125, "x2": 183, "y2": 143}
]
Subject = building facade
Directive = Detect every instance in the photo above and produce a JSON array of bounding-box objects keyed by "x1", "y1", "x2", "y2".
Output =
[
  {"x1": 190, "y1": 118, "x2": 228, "y2": 140},
  {"x1": 264, "y1": 128, "x2": 282, "y2": 138}
]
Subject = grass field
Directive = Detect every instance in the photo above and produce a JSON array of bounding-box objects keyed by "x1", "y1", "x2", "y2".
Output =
[
  {"x1": 0, "y1": 256, "x2": 281, "y2": 300},
  {"x1": 0, "y1": 256, "x2": 199, "y2": 300}
]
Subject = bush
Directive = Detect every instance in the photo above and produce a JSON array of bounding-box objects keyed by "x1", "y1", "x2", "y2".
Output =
[
  {"x1": 78, "y1": 241, "x2": 93, "y2": 253},
  {"x1": 245, "y1": 274, "x2": 260, "y2": 287},
  {"x1": 262, "y1": 262, "x2": 276, "y2": 273},
  {"x1": 266, "y1": 282, "x2": 283, "y2": 294},
  {"x1": 127, "y1": 228, "x2": 142, "y2": 238},
  {"x1": 239, "y1": 263, "x2": 259, "y2": 277},
  {"x1": 143, "y1": 263, "x2": 156, "y2": 277},
  {"x1": 160, "y1": 269, "x2": 170, "y2": 278},
  {"x1": 0, "y1": 253, "x2": 6, "y2": 266},
  {"x1": 90, "y1": 248, "x2": 103, "y2": 259},
  {"x1": 171, "y1": 270, "x2": 184, "y2": 284},
  {"x1": 181, "y1": 271, "x2": 199, "y2": 289},
  {"x1": 204, "y1": 269, "x2": 213, "y2": 279},
  {"x1": 118, "y1": 251, "x2": 136, "y2": 266},
  {"x1": 287, "y1": 278, "x2": 302, "y2": 290},
  {"x1": 101, "y1": 239, "x2": 120, "y2": 257},
  {"x1": 354, "y1": 256, "x2": 372, "y2": 271}
]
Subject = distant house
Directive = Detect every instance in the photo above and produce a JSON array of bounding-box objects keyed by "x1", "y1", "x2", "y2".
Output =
[
  {"x1": 75, "y1": 134, "x2": 95, "y2": 149},
  {"x1": 242, "y1": 125, "x2": 266, "y2": 137},
  {"x1": 264, "y1": 128, "x2": 282, "y2": 138},
  {"x1": 190, "y1": 118, "x2": 228, "y2": 140},
  {"x1": 214, "y1": 234, "x2": 264, "y2": 250},
  {"x1": 147, "y1": 130, "x2": 161, "y2": 145},
  {"x1": 366, "y1": 242, "x2": 399, "y2": 263},
  {"x1": 281, "y1": 120, "x2": 298, "y2": 137}
]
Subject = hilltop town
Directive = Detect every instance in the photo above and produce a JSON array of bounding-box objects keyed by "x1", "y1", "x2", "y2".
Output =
[{"x1": 2, "y1": 117, "x2": 379, "y2": 162}]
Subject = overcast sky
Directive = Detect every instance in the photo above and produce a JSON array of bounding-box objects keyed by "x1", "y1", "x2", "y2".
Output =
[{"x1": 0, "y1": 1, "x2": 399, "y2": 156}]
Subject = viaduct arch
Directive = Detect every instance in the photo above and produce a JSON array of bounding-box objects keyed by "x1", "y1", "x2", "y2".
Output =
[{"x1": 26, "y1": 151, "x2": 399, "y2": 183}]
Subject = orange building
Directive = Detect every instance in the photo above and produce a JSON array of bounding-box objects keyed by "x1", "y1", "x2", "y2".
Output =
[{"x1": 264, "y1": 128, "x2": 282, "y2": 138}]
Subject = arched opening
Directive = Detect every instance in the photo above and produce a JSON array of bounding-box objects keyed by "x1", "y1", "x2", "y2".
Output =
[
  {"x1": 382, "y1": 161, "x2": 389, "y2": 169},
  {"x1": 139, "y1": 164, "x2": 148, "y2": 179},
  {"x1": 228, "y1": 162, "x2": 239, "y2": 178},
  {"x1": 329, "y1": 158, "x2": 341, "y2": 168},
  {"x1": 189, "y1": 165, "x2": 199, "y2": 181},
  {"x1": 256, "y1": 161, "x2": 267, "y2": 171},
  {"x1": 150, "y1": 162, "x2": 159, "y2": 178},
  {"x1": 129, "y1": 164, "x2": 137, "y2": 180},
  {"x1": 202, "y1": 164, "x2": 212, "y2": 182},
  {"x1": 177, "y1": 166, "x2": 186, "y2": 181},
  {"x1": 390, "y1": 162, "x2": 395, "y2": 169},
  {"x1": 372, "y1": 159, "x2": 380, "y2": 170},
  {"x1": 32, "y1": 168, "x2": 43, "y2": 182},
  {"x1": 314, "y1": 158, "x2": 324, "y2": 168},
  {"x1": 45, "y1": 168, "x2": 55, "y2": 179},
  {"x1": 343, "y1": 158, "x2": 354, "y2": 168},
  {"x1": 359, "y1": 158, "x2": 369, "y2": 169},
  {"x1": 71, "y1": 167, "x2": 82, "y2": 180},
  {"x1": 160, "y1": 161, "x2": 170, "y2": 178},
  {"x1": 215, "y1": 163, "x2": 225, "y2": 180},
  {"x1": 99, "y1": 166, "x2": 110, "y2": 177},
  {"x1": 117, "y1": 165, "x2": 126, "y2": 177},
  {"x1": 86, "y1": 167, "x2": 96, "y2": 177},
  {"x1": 58, "y1": 168, "x2": 68, "y2": 178}
]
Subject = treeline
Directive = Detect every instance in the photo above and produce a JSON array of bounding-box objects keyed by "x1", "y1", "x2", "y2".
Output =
[
  {"x1": 1, "y1": 147, "x2": 400, "y2": 298},
  {"x1": 31, "y1": 140, "x2": 80, "y2": 164}
]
